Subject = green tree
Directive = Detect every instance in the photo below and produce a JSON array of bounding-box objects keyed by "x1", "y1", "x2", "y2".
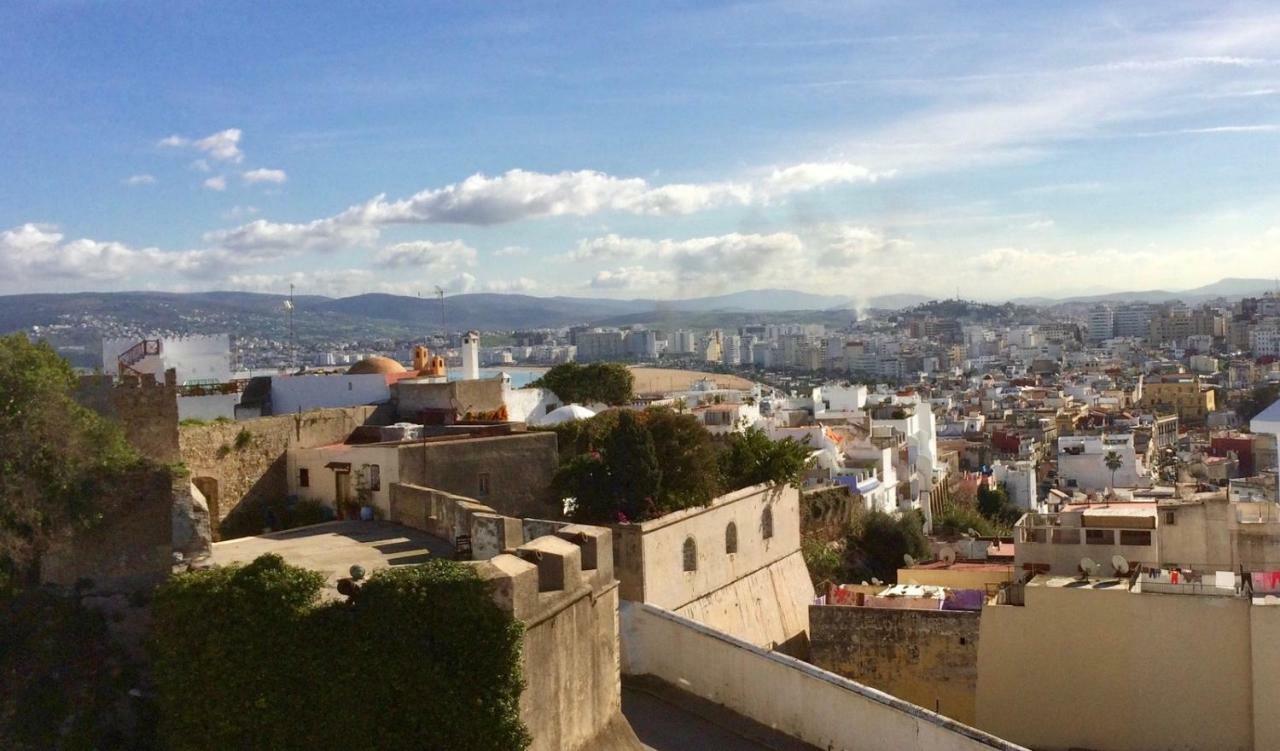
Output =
[
  {"x1": 718, "y1": 426, "x2": 812, "y2": 491},
  {"x1": 532, "y1": 362, "x2": 634, "y2": 405},
  {"x1": 1104, "y1": 450, "x2": 1123, "y2": 489},
  {"x1": 552, "y1": 407, "x2": 720, "y2": 523},
  {"x1": 842, "y1": 510, "x2": 929, "y2": 584},
  {"x1": 602, "y1": 411, "x2": 662, "y2": 520},
  {"x1": 1238, "y1": 383, "x2": 1280, "y2": 423},
  {"x1": 0, "y1": 334, "x2": 140, "y2": 586}
]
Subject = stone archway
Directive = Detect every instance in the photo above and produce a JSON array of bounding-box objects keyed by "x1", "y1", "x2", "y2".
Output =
[{"x1": 192, "y1": 476, "x2": 220, "y2": 541}]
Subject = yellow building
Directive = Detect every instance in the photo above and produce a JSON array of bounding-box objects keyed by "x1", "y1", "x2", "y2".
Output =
[
  {"x1": 977, "y1": 575, "x2": 1280, "y2": 751},
  {"x1": 1139, "y1": 373, "x2": 1215, "y2": 424}
]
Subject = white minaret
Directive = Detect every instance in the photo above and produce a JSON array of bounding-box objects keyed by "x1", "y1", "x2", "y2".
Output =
[{"x1": 462, "y1": 330, "x2": 480, "y2": 380}]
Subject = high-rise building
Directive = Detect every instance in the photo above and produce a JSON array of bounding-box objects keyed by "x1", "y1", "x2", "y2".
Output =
[
  {"x1": 575, "y1": 330, "x2": 626, "y2": 362},
  {"x1": 1113, "y1": 303, "x2": 1152, "y2": 338},
  {"x1": 1086, "y1": 306, "x2": 1115, "y2": 344}
]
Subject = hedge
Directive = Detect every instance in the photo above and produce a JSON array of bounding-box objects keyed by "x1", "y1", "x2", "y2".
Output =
[{"x1": 150, "y1": 555, "x2": 527, "y2": 751}]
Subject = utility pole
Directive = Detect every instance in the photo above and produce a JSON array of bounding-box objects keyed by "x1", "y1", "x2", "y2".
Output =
[
  {"x1": 434, "y1": 285, "x2": 446, "y2": 336},
  {"x1": 284, "y1": 283, "x2": 296, "y2": 371}
]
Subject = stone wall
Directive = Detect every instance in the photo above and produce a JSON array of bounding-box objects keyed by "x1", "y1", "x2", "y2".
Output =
[
  {"x1": 475, "y1": 525, "x2": 642, "y2": 751},
  {"x1": 396, "y1": 431, "x2": 558, "y2": 519},
  {"x1": 809, "y1": 605, "x2": 980, "y2": 724},
  {"x1": 393, "y1": 378, "x2": 505, "y2": 420},
  {"x1": 179, "y1": 405, "x2": 386, "y2": 539},
  {"x1": 388, "y1": 482, "x2": 524, "y2": 559},
  {"x1": 75, "y1": 374, "x2": 181, "y2": 463},
  {"x1": 621, "y1": 602, "x2": 1024, "y2": 751},
  {"x1": 41, "y1": 466, "x2": 175, "y2": 592}
]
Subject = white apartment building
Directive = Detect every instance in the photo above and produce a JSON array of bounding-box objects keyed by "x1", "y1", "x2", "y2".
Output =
[
  {"x1": 1086, "y1": 306, "x2": 1115, "y2": 344},
  {"x1": 1057, "y1": 433, "x2": 1147, "y2": 491}
]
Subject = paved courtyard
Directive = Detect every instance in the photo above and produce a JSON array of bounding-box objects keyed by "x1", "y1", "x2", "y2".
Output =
[{"x1": 209, "y1": 520, "x2": 455, "y2": 594}]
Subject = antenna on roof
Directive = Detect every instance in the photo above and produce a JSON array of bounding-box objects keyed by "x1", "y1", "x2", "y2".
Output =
[
  {"x1": 940, "y1": 547, "x2": 957, "y2": 566},
  {"x1": 434, "y1": 285, "x2": 446, "y2": 335}
]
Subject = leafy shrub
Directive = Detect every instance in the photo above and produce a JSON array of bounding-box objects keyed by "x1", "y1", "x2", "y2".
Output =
[
  {"x1": 151, "y1": 555, "x2": 527, "y2": 751},
  {"x1": 233, "y1": 428, "x2": 253, "y2": 450},
  {"x1": 719, "y1": 426, "x2": 811, "y2": 491},
  {"x1": 0, "y1": 590, "x2": 146, "y2": 750},
  {"x1": 934, "y1": 503, "x2": 999, "y2": 538}
]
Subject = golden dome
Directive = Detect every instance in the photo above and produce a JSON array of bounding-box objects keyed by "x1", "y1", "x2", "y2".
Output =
[{"x1": 346, "y1": 356, "x2": 408, "y2": 376}]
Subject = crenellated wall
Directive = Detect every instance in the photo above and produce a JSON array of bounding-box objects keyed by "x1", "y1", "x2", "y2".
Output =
[{"x1": 75, "y1": 372, "x2": 181, "y2": 463}]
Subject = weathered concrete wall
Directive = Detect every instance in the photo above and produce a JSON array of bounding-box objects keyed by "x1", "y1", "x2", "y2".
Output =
[
  {"x1": 388, "y1": 482, "x2": 522, "y2": 559},
  {"x1": 1251, "y1": 604, "x2": 1280, "y2": 751},
  {"x1": 179, "y1": 406, "x2": 384, "y2": 539},
  {"x1": 41, "y1": 466, "x2": 175, "y2": 592},
  {"x1": 393, "y1": 377, "x2": 505, "y2": 419},
  {"x1": 613, "y1": 484, "x2": 814, "y2": 650},
  {"x1": 396, "y1": 431, "x2": 558, "y2": 519},
  {"x1": 621, "y1": 602, "x2": 1025, "y2": 751},
  {"x1": 675, "y1": 551, "x2": 814, "y2": 656},
  {"x1": 977, "y1": 581, "x2": 1256, "y2": 751},
  {"x1": 476, "y1": 526, "x2": 643, "y2": 751},
  {"x1": 809, "y1": 605, "x2": 980, "y2": 724},
  {"x1": 75, "y1": 375, "x2": 181, "y2": 463}
]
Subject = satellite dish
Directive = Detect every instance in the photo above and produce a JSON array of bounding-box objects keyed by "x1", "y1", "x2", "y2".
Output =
[
  {"x1": 903, "y1": 553, "x2": 916, "y2": 567},
  {"x1": 1079, "y1": 557, "x2": 1098, "y2": 578},
  {"x1": 1111, "y1": 555, "x2": 1130, "y2": 576},
  {"x1": 871, "y1": 577, "x2": 882, "y2": 586},
  {"x1": 941, "y1": 547, "x2": 957, "y2": 565},
  {"x1": 966, "y1": 528, "x2": 981, "y2": 538}
]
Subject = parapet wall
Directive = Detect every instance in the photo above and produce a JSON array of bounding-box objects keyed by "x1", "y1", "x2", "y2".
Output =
[
  {"x1": 809, "y1": 604, "x2": 980, "y2": 724},
  {"x1": 469, "y1": 521, "x2": 633, "y2": 751},
  {"x1": 621, "y1": 601, "x2": 1025, "y2": 751},
  {"x1": 76, "y1": 373, "x2": 181, "y2": 463}
]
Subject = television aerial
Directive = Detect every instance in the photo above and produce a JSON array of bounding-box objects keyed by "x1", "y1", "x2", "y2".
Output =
[
  {"x1": 1111, "y1": 554, "x2": 1130, "y2": 576},
  {"x1": 940, "y1": 547, "x2": 957, "y2": 566},
  {"x1": 1078, "y1": 557, "x2": 1099, "y2": 578},
  {"x1": 903, "y1": 553, "x2": 916, "y2": 567}
]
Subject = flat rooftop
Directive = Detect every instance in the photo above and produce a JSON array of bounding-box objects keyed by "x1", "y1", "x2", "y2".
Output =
[{"x1": 209, "y1": 521, "x2": 455, "y2": 595}]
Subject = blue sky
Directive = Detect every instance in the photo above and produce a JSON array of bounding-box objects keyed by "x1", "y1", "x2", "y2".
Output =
[{"x1": 2, "y1": 1, "x2": 1278, "y2": 301}]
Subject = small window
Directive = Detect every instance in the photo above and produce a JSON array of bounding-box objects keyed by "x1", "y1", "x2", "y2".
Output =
[
  {"x1": 1163, "y1": 511, "x2": 1176, "y2": 526},
  {"x1": 368, "y1": 464, "x2": 381, "y2": 491},
  {"x1": 1085, "y1": 528, "x2": 1113, "y2": 545},
  {"x1": 299, "y1": 468, "x2": 310, "y2": 488},
  {"x1": 1119, "y1": 530, "x2": 1152, "y2": 546},
  {"x1": 682, "y1": 537, "x2": 697, "y2": 572},
  {"x1": 725, "y1": 522, "x2": 738, "y2": 554},
  {"x1": 478, "y1": 472, "x2": 491, "y2": 497},
  {"x1": 762, "y1": 507, "x2": 774, "y2": 540}
]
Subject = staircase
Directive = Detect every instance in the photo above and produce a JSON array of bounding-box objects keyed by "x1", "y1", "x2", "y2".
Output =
[{"x1": 117, "y1": 339, "x2": 162, "y2": 378}]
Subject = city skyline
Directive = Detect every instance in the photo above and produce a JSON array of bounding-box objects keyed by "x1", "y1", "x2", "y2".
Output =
[{"x1": 3, "y1": 2, "x2": 1280, "y2": 300}]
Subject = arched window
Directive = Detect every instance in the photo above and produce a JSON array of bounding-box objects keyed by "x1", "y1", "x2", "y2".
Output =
[
  {"x1": 762, "y1": 506, "x2": 774, "y2": 540},
  {"x1": 725, "y1": 522, "x2": 738, "y2": 554},
  {"x1": 682, "y1": 536, "x2": 698, "y2": 572}
]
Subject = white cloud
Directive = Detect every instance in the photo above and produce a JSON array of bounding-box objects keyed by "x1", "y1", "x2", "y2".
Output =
[
  {"x1": 813, "y1": 224, "x2": 907, "y2": 264},
  {"x1": 443, "y1": 272, "x2": 477, "y2": 294},
  {"x1": 203, "y1": 216, "x2": 378, "y2": 256},
  {"x1": 160, "y1": 128, "x2": 244, "y2": 163},
  {"x1": 193, "y1": 128, "x2": 244, "y2": 162},
  {"x1": 242, "y1": 168, "x2": 288, "y2": 184},
  {"x1": 1024, "y1": 218, "x2": 1056, "y2": 230},
  {"x1": 123, "y1": 174, "x2": 156, "y2": 187},
  {"x1": 763, "y1": 162, "x2": 886, "y2": 195},
  {"x1": 493, "y1": 245, "x2": 530, "y2": 257},
  {"x1": 484, "y1": 277, "x2": 538, "y2": 293},
  {"x1": 190, "y1": 159, "x2": 211, "y2": 173},
  {"x1": 203, "y1": 176, "x2": 227, "y2": 191},
  {"x1": 590, "y1": 266, "x2": 675, "y2": 290},
  {"x1": 374, "y1": 240, "x2": 477, "y2": 271},
  {"x1": 0, "y1": 223, "x2": 223, "y2": 282},
  {"x1": 227, "y1": 269, "x2": 377, "y2": 298}
]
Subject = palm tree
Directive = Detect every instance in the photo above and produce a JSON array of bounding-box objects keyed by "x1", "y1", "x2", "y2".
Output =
[{"x1": 1104, "y1": 450, "x2": 1123, "y2": 491}]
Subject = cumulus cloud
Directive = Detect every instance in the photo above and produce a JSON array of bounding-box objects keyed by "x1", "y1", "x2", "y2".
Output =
[
  {"x1": 590, "y1": 266, "x2": 675, "y2": 290},
  {"x1": 123, "y1": 174, "x2": 156, "y2": 187},
  {"x1": 374, "y1": 240, "x2": 477, "y2": 271},
  {"x1": 0, "y1": 223, "x2": 223, "y2": 282},
  {"x1": 484, "y1": 277, "x2": 538, "y2": 293},
  {"x1": 209, "y1": 161, "x2": 885, "y2": 255},
  {"x1": 493, "y1": 245, "x2": 530, "y2": 257},
  {"x1": 203, "y1": 176, "x2": 227, "y2": 191},
  {"x1": 227, "y1": 269, "x2": 377, "y2": 298},
  {"x1": 442, "y1": 272, "x2": 477, "y2": 293},
  {"x1": 814, "y1": 224, "x2": 908, "y2": 264},
  {"x1": 160, "y1": 128, "x2": 244, "y2": 162},
  {"x1": 242, "y1": 168, "x2": 287, "y2": 184},
  {"x1": 203, "y1": 216, "x2": 378, "y2": 256}
]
